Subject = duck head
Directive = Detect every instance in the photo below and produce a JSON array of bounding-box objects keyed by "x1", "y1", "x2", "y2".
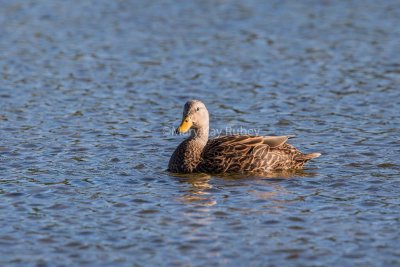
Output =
[{"x1": 176, "y1": 100, "x2": 209, "y2": 134}]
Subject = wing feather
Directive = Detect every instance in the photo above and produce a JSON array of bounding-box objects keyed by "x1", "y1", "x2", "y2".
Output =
[{"x1": 198, "y1": 135, "x2": 294, "y2": 173}]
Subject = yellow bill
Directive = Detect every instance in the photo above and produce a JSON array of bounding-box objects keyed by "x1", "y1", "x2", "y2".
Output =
[{"x1": 176, "y1": 116, "x2": 192, "y2": 133}]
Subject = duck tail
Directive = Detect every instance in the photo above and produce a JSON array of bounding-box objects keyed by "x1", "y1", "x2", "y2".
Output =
[{"x1": 300, "y1": 152, "x2": 321, "y2": 161}]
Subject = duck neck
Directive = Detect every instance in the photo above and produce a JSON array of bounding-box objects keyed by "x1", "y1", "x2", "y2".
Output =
[{"x1": 190, "y1": 126, "x2": 209, "y2": 146}]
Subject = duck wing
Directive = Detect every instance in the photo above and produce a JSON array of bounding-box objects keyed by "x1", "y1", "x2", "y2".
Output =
[{"x1": 197, "y1": 135, "x2": 295, "y2": 173}]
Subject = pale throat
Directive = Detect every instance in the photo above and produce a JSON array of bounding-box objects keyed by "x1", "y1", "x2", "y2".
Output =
[{"x1": 190, "y1": 125, "x2": 209, "y2": 143}]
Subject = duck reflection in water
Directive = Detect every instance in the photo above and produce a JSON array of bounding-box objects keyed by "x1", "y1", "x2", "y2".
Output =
[
  {"x1": 172, "y1": 170, "x2": 318, "y2": 206},
  {"x1": 173, "y1": 173, "x2": 216, "y2": 206}
]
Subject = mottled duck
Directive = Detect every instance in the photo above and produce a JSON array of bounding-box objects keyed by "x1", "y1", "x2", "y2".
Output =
[{"x1": 168, "y1": 100, "x2": 320, "y2": 174}]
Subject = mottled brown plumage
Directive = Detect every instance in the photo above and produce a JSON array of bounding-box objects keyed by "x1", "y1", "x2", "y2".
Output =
[{"x1": 168, "y1": 100, "x2": 320, "y2": 174}]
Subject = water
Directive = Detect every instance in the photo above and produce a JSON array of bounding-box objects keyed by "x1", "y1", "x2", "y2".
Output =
[{"x1": 1, "y1": 0, "x2": 399, "y2": 266}]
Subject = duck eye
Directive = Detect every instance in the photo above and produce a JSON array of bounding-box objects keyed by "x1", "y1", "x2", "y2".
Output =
[{"x1": 196, "y1": 107, "x2": 200, "y2": 111}]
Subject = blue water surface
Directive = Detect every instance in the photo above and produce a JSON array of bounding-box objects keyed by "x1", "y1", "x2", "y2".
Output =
[{"x1": 0, "y1": 0, "x2": 399, "y2": 266}]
